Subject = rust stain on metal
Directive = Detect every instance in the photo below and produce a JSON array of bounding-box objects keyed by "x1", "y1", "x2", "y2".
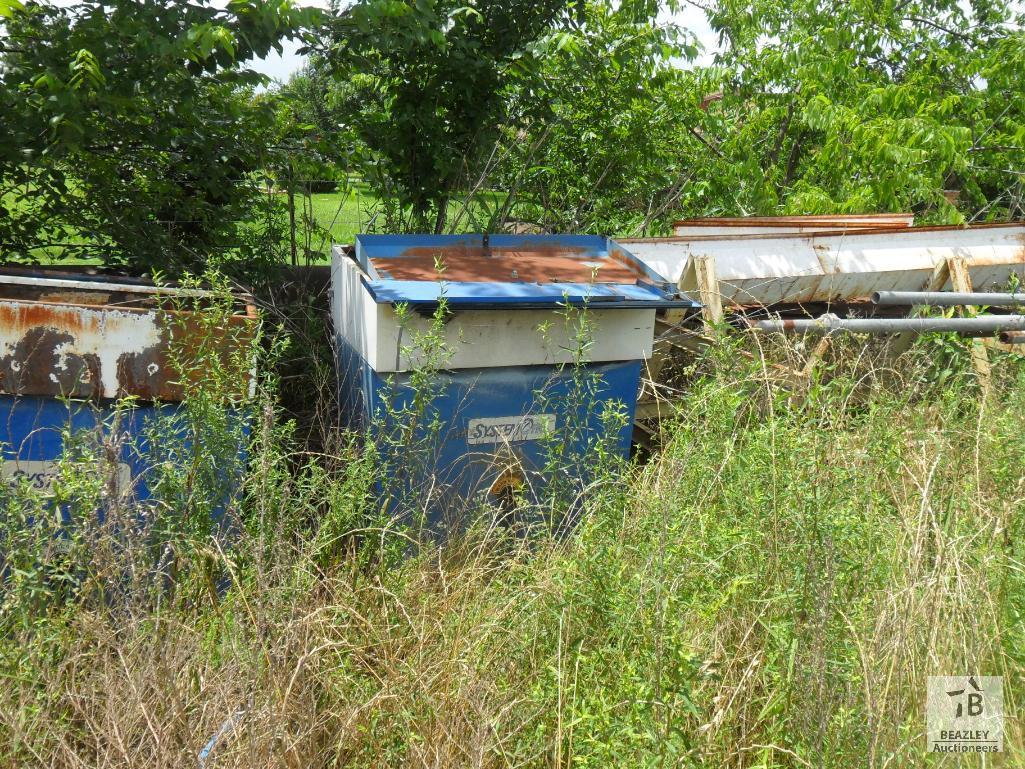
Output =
[
  {"x1": 372, "y1": 243, "x2": 646, "y2": 284},
  {"x1": 0, "y1": 326, "x2": 102, "y2": 399},
  {"x1": 37, "y1": 291, "x2": 113, "y2": 306},
  {"x1": 0, "y1": 291, "x2": 256, "y2": 402}
]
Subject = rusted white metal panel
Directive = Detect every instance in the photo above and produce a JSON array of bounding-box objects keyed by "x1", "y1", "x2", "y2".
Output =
[
  {"x1": 622, "y1": 224, "x2": 1025, "y2": 306},
  {"x1": 0, "y1": 271, "x2": 257, "y2": 401},
  {"x1": 0, "y1": 301, "x2": 165, "y2": 399},
  {"x1": 0, "y1": 273, "x2": 216, "y2": 298}
]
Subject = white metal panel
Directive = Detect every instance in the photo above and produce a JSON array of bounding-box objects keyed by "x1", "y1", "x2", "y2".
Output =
[
  {"x1": 331, "y1": 247, "x2": 381, "y2": 369},
  {"x1": 380, "y1": 305, "x2": 655, "y2": 373},
  {"x1": 622, "y1": 225, "x2": 1025, "y2": 305},
  {"x1": 0, "y1": 273, "x2": 216, "y2": 298}
]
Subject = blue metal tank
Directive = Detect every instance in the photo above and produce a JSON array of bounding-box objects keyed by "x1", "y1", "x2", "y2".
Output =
[
  {"x1": 330, "y1": 234, "x2": 696, "y2": 534},
  {"x1": 0, "y1": 270, "x2": 256, "y2": 527}
]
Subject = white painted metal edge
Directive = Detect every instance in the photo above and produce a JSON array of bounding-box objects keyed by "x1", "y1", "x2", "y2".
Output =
[{"x1": 0, "y1": 273, "x2": 219, "y2": 298}]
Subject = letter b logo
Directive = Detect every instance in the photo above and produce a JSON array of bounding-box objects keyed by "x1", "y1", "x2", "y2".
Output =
[{"x1": 968, "y1": 693, "x2": 984, "y2": 716}]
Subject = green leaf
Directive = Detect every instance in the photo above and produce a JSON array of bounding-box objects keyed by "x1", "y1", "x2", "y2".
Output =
[{"x1": 0, "y1": 0, "x2": 25, "y2": 19}]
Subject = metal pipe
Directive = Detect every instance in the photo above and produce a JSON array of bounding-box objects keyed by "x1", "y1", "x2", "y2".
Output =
[
  {"x1": 871, "y1": 290, "x2": 1025, "y2": 306},
  {"x1": 754, "y1": 313, "x2": 1025, "y2": 335}
]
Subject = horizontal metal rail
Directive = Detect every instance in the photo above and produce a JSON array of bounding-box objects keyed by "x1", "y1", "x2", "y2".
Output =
[
  {"x1": 0, "y1": 273, "x2": 219, "y2": 298},
  {"x1": 872, "y1": 290, "x2": 1025, "y2": 306},
  {"x1": 754, "y1": 314, "x2": 1025, "y2": 335}
]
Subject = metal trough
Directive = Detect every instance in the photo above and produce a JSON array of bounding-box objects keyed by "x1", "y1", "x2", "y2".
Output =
[
  {"x1": 0, "y1": 270, "x2": 257, "y2": 504},
  {"x1": 331, "y1": 235, "x2": 694, "y2": 532},
  {"x1": 622, "y1": 223, "x2": 1025, "y2": 306}
]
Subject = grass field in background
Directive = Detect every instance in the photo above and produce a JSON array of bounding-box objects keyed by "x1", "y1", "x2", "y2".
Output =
[
  {"x1": 303, "y1": 185, "x2": 508, "y2": 261},
  {"x1": 4, "y1": 180, "x2": 508, "y2": 268},
  {"x1": 305, "y1": 184, "x2": 377, "y2": 250}
]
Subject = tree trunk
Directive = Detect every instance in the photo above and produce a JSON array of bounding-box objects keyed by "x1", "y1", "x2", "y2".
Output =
[
  {"x1": 433, "y1": 196, "x2": 448, "y2": 234},
  {"x1": 287, "y1": 158, "x2": 297, "y2": 267}
]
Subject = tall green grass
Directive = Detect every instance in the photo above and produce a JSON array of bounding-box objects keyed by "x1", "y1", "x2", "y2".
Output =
[{"x1": 0, "y1": 328, "x2": 1022, "y2": 767}]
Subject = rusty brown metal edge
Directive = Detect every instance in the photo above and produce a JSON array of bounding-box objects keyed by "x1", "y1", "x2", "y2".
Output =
[
  {"x1": 622, "y1": 221, "x2": 1025, "y2": 245},
  {"x1": 670, "y1": 214, "x2": 915, "y2": 228}
]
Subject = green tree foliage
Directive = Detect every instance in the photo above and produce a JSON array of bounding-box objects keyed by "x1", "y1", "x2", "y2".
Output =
[
  {"x1": 323, "y1": 0, "x2": 578, "y2": 232},
  {"x1": 0, "y1": 0, "x2": 317, "y2": 272},
  {"x1": 698, "y1": 0, "x2": 1025, "y2": 220},
  {"x1": 493, "y1": 0, "x2": 1025, "y2": 232},
  {"x1": 4, "y1": 0, "x2": 1022, "y2": 266},
  {"x1": 266, "y1": 60, "x2": 361, "y2": 194},
  {"x1": 498, "y1": 0, "x2": 702, "y2": 235}
]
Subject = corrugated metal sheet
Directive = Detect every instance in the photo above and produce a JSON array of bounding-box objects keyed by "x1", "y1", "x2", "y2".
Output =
[
  {"x1": 621, "y1": 223, "x2": 1025, "y2": 306},
  {"x1": 0, "y1": 273, "x2": 257, "y2": 401}
]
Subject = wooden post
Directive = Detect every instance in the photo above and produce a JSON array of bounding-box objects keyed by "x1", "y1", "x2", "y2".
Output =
[
  {"x1": 799, "y1": 335, "x2": 832, "y2": 382},
  {"x1": 680, "y1": 254, "x2": 723, "y2": 329},
  {"x1": 947, "y1": 256, "x2": 992, "y2": 394},
  {"x1": 889, "y1": 258, "x2": 951, "y2": 355}
]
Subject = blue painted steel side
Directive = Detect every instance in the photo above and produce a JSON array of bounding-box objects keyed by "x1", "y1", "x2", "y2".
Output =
[
  {"x1": 1, "y1": 396, "x2": 172, "y2": 505},
  {"x1": 363, "y1": 278, "x2": 697, "y2": 308},
  {"x1": 0, "y1": 395, "x2": 246, "y2": 529},
  {"x1": 336, "y1": 335, "x2": 638, "y2": 535}
]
